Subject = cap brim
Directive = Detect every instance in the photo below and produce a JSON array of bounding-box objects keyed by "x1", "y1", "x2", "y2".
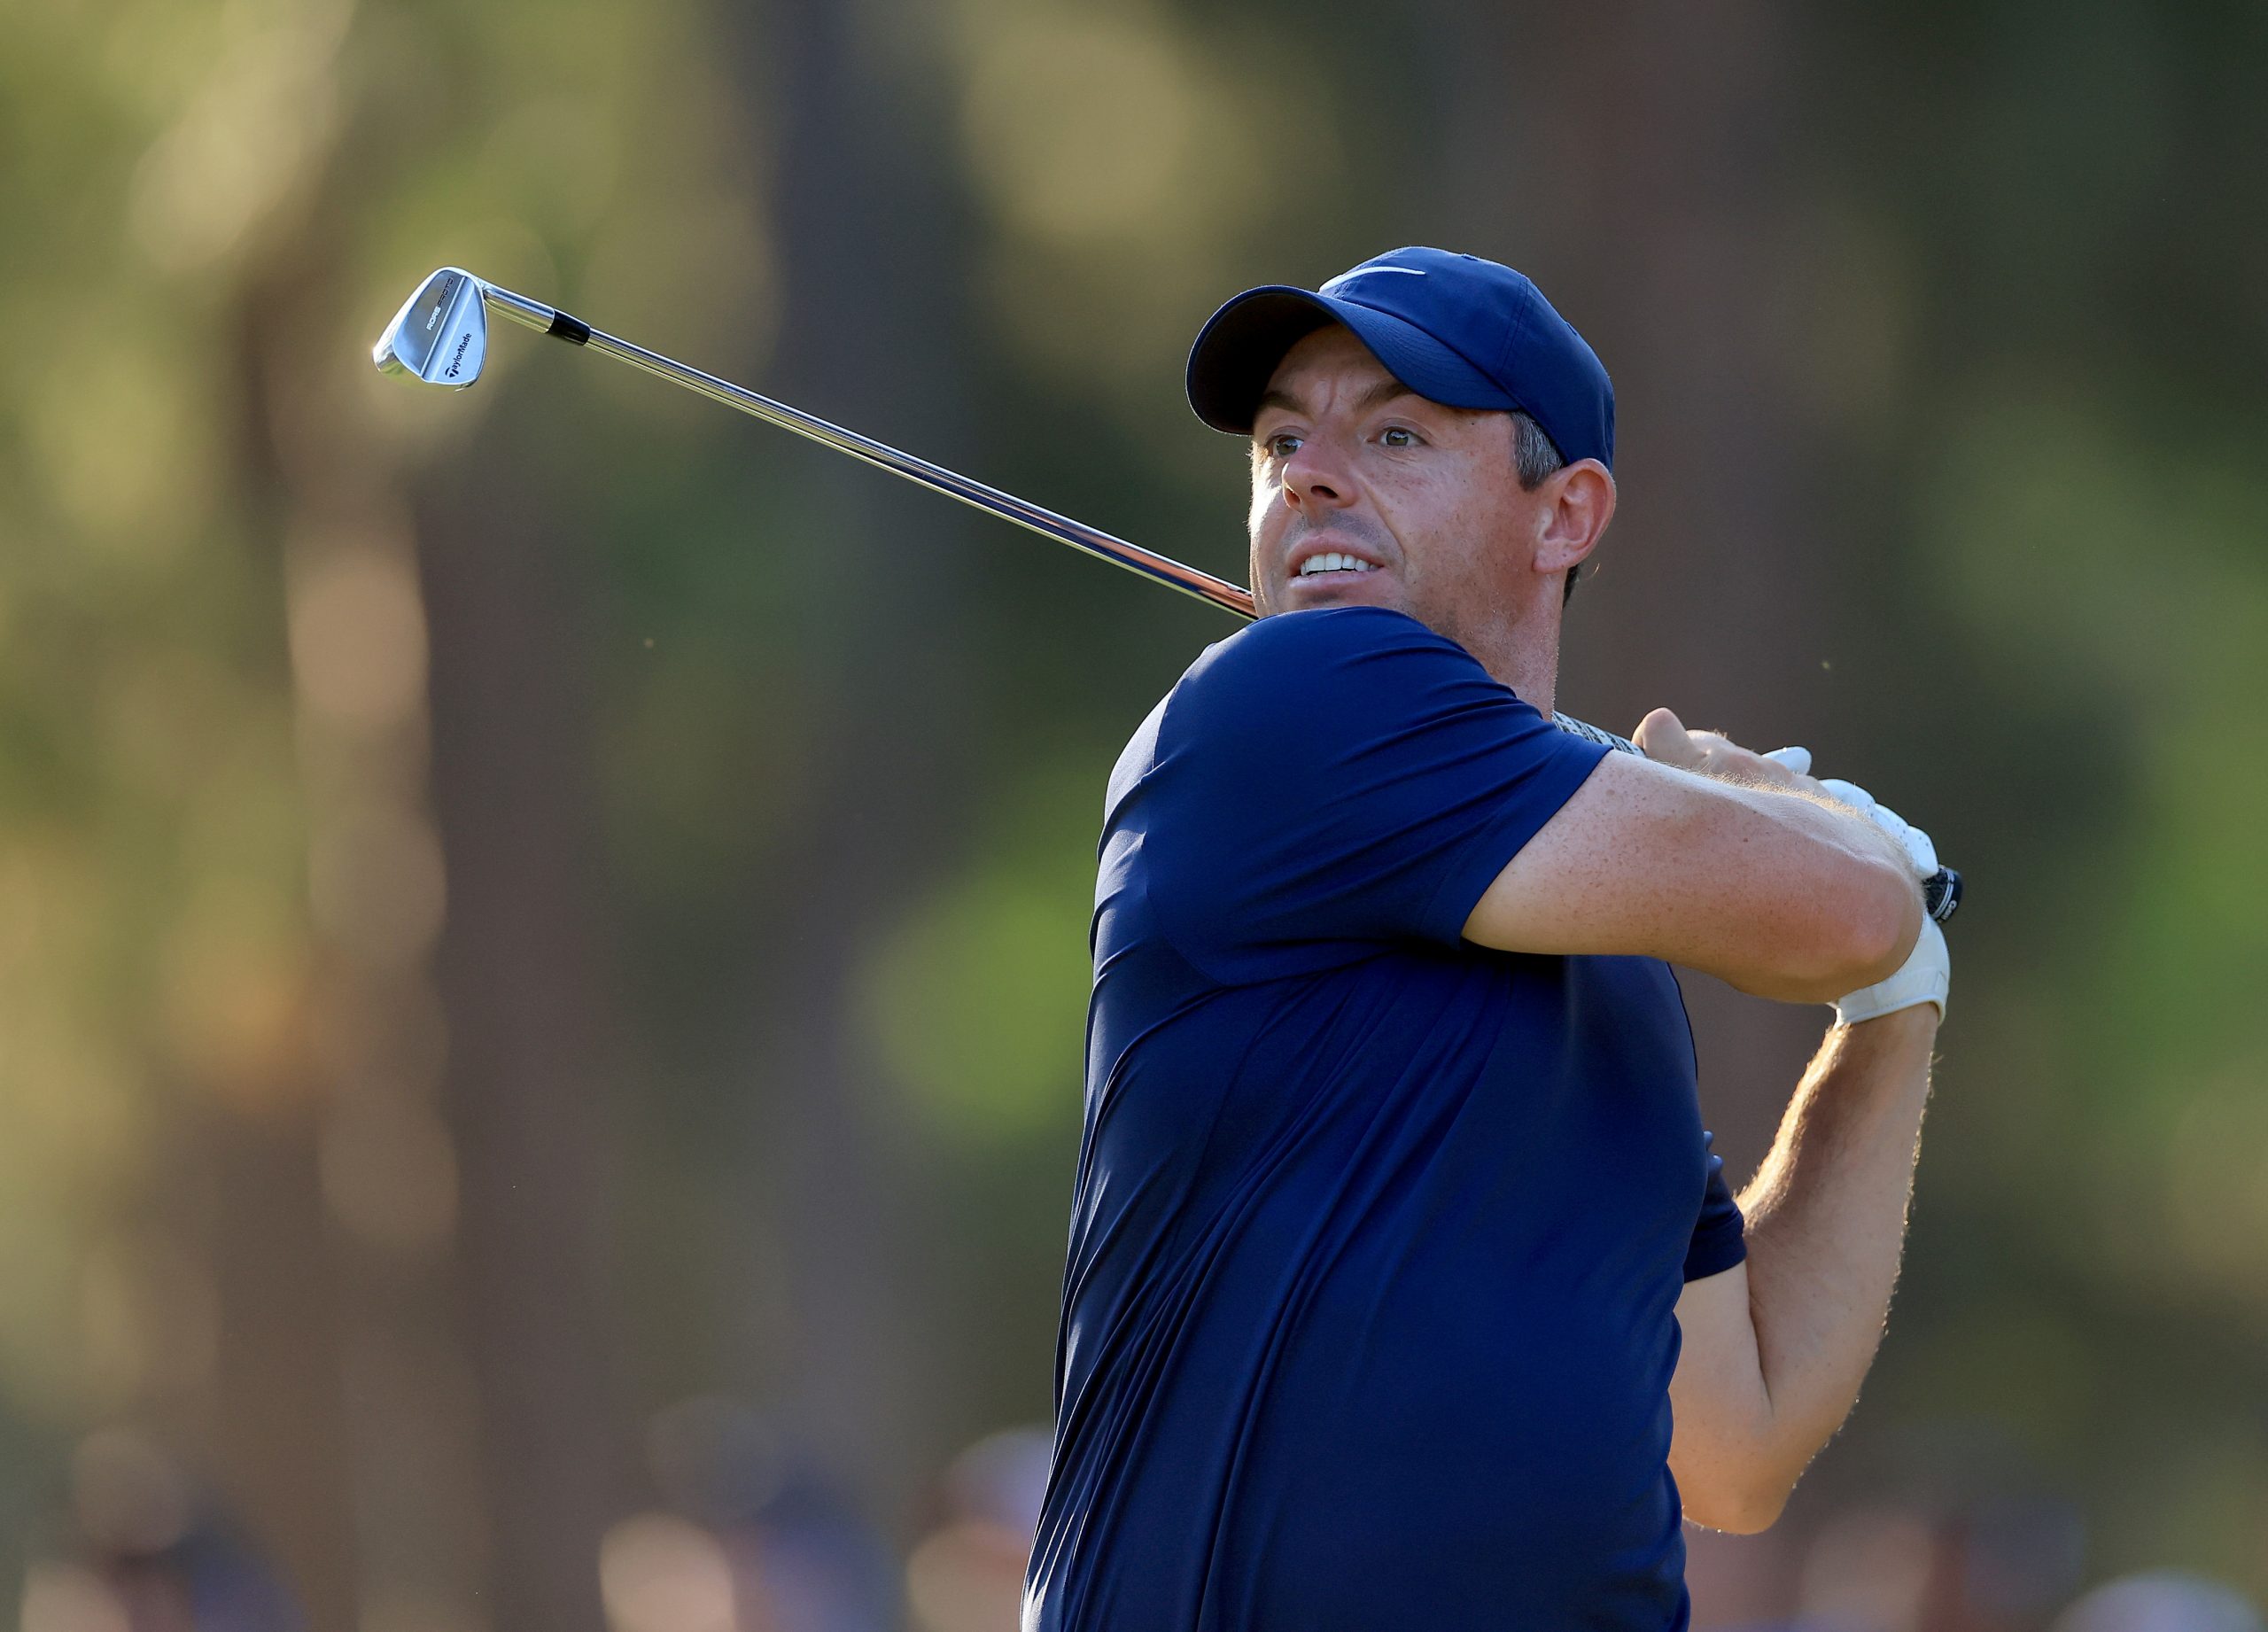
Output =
[{"x1": 1185, "y1": 286, "x2": 1512, "y2": 435}]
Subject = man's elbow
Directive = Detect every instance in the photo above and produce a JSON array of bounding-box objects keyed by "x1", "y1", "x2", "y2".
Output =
[
  {"x1": 1771, "y1": 861, "x2": 1919, "y2": 1002},
  {"x1": 1838, "y1": 862, "x2": 1923, "y2": 991}
]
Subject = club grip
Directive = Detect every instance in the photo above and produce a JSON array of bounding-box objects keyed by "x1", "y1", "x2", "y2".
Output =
[{"x1": 1552, "y1": 712, "x2": 1963, "y2": 924}]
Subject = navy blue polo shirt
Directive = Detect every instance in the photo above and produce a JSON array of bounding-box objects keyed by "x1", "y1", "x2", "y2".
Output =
[{"x1": 1025, "y1": 607, "x2": 1744, "y2": 1632}]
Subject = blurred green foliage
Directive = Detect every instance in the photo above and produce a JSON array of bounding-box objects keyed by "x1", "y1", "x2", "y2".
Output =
[{"x1": 860, "y1": 765, "x2": 1098, "y2": 1149}]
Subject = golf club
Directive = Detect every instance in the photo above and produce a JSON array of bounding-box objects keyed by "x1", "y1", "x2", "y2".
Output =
[{"x1": 373, "y1": 267, "x2": 1961, "y2": 922}]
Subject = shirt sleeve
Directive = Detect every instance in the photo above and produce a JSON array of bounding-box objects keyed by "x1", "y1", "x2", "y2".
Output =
[
  {"x1": 1142, "y1": 606, "x2": 1609, "y2": 985},
  {"x1": 1682, "y1": 1131, "x2": 1748, "y2": 1281}
]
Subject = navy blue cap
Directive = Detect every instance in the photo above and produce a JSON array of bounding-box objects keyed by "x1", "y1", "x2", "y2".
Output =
[{"x1": 1185, "y1": 246, "x2": 1615, "y2": 470}]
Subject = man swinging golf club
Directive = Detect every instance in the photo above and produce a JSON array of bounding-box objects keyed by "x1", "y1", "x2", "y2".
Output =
[{"x1": 1023, "y1": 248, "x2": 1951, "y2": 1630}]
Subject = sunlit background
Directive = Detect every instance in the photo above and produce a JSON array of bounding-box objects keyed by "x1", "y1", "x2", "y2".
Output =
[{"x1": 4, "y1": 0, "x2": 2266, "y2": 1628}]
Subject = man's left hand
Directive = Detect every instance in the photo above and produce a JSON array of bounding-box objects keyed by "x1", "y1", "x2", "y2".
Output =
[{"x1": 1802, "y1": 769, "x2": 1949, "y2": 1023}]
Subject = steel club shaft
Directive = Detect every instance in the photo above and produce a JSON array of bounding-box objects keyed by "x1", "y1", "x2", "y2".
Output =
[
  {"x1": 478, "y1": 280, "x2": 1258, "y2": 620},
  {"x1": 376, "y1": 268, "x2": 1961, "y2": 923}
]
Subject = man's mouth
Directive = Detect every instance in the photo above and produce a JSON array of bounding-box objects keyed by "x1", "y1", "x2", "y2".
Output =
[{"x1": 1293, "y1": 552, "x2": 1380, "y2": 579}]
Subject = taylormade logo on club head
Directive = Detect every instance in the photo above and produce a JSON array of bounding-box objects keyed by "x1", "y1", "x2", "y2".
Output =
[{"x1": 446, "y1": 331, "x2": 472, "y2": 377}]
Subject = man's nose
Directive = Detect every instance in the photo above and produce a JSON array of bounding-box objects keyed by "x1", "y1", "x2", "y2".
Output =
[{"x1": 1282, "y1": 437, "x2": 1353, "y2": 511}]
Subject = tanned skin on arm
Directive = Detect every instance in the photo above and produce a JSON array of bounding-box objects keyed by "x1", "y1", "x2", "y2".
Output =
[
  {"x1": 1462, "y1": 754, "x2": 1919, "y2": 1002},
  {"x1": 1667, "y1": 1006, "x2": 1938, "y2": 1532},
  {"x1": 1461, "y1": 713, "x2": 1924, "y2": 1005}
]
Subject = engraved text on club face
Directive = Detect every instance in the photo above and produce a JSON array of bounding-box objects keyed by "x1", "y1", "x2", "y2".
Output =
[
  {"x1": 424, "y1": 277, "x2": 454, "y2": 335},
  {"x1": 446, "y1": 331, "x2": 471, "y2": 378}
]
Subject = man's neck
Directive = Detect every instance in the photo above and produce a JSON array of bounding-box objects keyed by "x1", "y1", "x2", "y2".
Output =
[{"x1": 1458, "y1": 610, "x2": 1562, "y2": 720}]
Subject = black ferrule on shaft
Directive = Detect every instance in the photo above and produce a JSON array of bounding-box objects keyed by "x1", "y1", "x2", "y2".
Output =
[{"x1": 547, "y1": 310, "x2": 592, "y2": 345}]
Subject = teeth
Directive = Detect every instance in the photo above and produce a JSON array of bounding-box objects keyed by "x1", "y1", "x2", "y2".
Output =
[{"x1": 1297, "y1": 552, "x2": 1376, "y2": 577}]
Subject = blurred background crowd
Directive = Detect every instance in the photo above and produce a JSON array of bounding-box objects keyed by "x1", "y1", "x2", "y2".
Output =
[{"x1": 3, "y1": 0, "x2": 2265, "y2": 1627}]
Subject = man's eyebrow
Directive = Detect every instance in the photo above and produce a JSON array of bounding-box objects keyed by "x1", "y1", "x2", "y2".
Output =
[
  {"x1": 1253, "y1": 387, "x2": 1300, "y2": 421},
  {"x1": 1252, "y1": 375, "x2": 1418, "y2": 430}
]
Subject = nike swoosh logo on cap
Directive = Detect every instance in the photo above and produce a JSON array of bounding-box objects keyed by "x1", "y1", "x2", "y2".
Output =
[{"x1": 1323, "y1": 268, "x2": 1426, "y2": 291}]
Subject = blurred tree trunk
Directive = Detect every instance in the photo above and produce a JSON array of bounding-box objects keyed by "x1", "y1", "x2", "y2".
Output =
[
  {"x1": 417, "y1": 470, "x2": 631, "y2": 1632},
  {"x1": 202, "y1": 252, "x2": 437, "y2": 1632},
  {"x1": 1432, "y1": 0, "x2": 1824, "y2": 1169},
  {"x1": 200, "y1": 1105, "x2": 361, "y2": 1632},
  {"x1": 227, "y1": 228, "x2": 569, "y2": 1630},
  {"x1": 728, "y1": 0, "x2": 976, "y2": 1522}
]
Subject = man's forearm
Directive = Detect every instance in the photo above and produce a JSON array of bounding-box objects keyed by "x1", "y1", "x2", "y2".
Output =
[{"x1": 1738, "y1": 1006, "x2": 1937, "y2": 1484}]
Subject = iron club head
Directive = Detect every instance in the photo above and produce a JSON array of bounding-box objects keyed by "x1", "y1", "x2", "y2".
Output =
[{"x1": 373, "y1": 268, "x2": 488, "y2": 388}]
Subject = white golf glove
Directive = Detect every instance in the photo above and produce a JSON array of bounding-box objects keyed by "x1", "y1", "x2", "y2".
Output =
[{"x1": 1762, "y1": 749, "x2": 1949, "y2": 1025}]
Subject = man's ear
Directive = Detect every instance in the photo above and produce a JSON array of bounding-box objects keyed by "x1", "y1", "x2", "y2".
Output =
[{"x1": 1534, "y1": 460, "x2": 1616, "y2": 578}]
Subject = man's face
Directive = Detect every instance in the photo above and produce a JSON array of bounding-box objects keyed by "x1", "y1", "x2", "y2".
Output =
[{"x1": 1247, "y1": 324, "x2": 1541, "y2": 647}]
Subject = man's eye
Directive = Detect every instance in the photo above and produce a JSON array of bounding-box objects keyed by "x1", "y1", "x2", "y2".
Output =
[
  {"x1": 1263, "y1": 432, "x2": 1303, "y2": 458},
  {"x1": 1380, "y1": 426, "x2": 1418, "y2": 448}
]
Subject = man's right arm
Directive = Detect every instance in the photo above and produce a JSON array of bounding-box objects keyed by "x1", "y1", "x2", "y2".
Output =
[{"x1": 1461, "y1": 711, "x2": 1922, "y2": 1004}]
